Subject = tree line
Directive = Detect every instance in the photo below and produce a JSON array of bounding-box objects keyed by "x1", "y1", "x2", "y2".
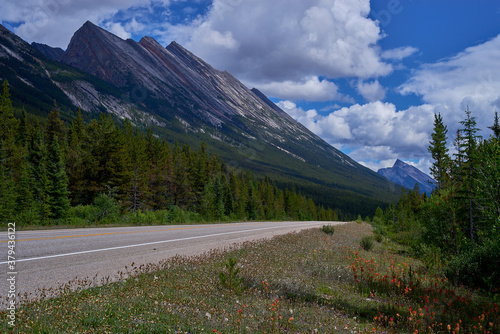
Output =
[
  {"x1": 372, "y1": 107, "x2": 500, "y2": 290},
  {"x1": 0, "y1": 80, "x2": 338, "y2": 226}
]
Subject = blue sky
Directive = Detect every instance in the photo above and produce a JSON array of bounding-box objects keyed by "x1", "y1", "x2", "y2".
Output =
[{"x1": 2, "y1": 0, "x2": 500, "y2": 174}]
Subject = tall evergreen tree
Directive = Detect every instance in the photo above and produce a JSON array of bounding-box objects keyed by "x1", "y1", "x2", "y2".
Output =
[
  {"x1": 45, "y1": 102, "x2": 65, "y2": 146},
  {"x1": 488, "y1": 111, "x2": 500, "y2": 140},
  {"x1": 0, "y1": 80, "x2": 18, "y2": 222},
  {"x1": 0, "y1": 144, "x2": 16, "y2": 222},
  {"x1": 16, "y1": 108, "x2": 29, "y2": 147},
  {"x1": 456, "y1": 107, "x2": 480, "y2": 242},
  {"x1": 30, "y1": 129, "x2": 52, "y2": 221},
  {"x1": 428, "y1": 113, "x2": 450, "y2": 191},
  {"x1": 47, "y1": 138, "x2": 70, "y2": 219},
  {"x1": 0, "y1": 80, "x2": 17, "y2": 140}
]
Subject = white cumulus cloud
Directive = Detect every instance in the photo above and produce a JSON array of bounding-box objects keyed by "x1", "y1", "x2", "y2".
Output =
[
  {"x1": 356, "y1": 80, "x2": 386, "y2": 102},
  {"x1": 278, "y1": 100, "x2": 435, "y2": 172},
  {"x1": 166, "y1": 0, "x2": 392, "y2": 85},
  {"x1": 257, "y1": 77, "x2": 354, "y2": 102},
  {"x1": 399, "y1": 34, "x2": 500, "y2": 137}
]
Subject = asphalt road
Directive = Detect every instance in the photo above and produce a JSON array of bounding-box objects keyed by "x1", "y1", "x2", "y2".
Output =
[{"x1": 0, "y1": 221, "x2": 344, "y2": 305}]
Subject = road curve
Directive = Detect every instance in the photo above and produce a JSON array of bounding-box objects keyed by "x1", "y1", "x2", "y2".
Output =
[{"x1": 0, "y1": 221, "x2": 345, "y2": 304}]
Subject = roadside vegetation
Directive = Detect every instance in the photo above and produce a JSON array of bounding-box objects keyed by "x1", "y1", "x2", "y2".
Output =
[
  {"x1": 2, "y1": 222, "x2": 498, "y2": 333},
  {"x1": 372, "y1": 109, "x2": 500, "y2": 293}
]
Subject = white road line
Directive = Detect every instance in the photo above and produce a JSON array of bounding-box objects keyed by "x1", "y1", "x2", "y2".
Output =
[{"x1": 0, "y1": 222, "x2": 323, "y2": 264}]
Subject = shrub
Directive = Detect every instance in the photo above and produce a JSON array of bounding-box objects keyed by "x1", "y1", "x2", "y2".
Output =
[
  {"x1": 166, "y1": 206, "x2": 204, "y2": 224},
  {"x1": 446, "y1": 240, "x2": 500, "y2": 291},
  {"x1": 92, "y1": 193, "x2": 120, "y2": 224},
  {"x1": 360, "y1": 236, "x2": 374, "y2": 251},
  {"x1": 419, "y1": 243, "x2": 445, "y2": 273},
  {"x1": 356, "y1": 214, "x2": 363, "y2": 223},
  {"x1": 67, "y1": 194, "x2": 120, "y2": 225},
  {"x1": 321, "y1": 225, "x2": 335, "y2": 235},
  {"x1": 374, "y1": 233, "x2": 383, "y2": 243}
]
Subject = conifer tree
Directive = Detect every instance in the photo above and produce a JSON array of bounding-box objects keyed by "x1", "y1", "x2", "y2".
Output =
[
  {"x1": 45, "y1": 102, "x2": 65, "y2": 146},
  {"x1": 30, "y1": 129, "x2": 52, "y2": 220},
  {"x1": 0, "y1": 145, "x2": 16, "y2": 222},
  {"x1": 0, "y1": 80, "x2": 19, "y2": 222},
  {"x1": 47, "y1": 138, "x2": 70, "y2": 219},
  {"x1": 16, "y1": 108, "x2": 28, "y2": 147},
  {"x1": 428, "y1": 113, "x2": 450, "y2": 191},
  {"x1": 0, "y1": 80, "x2": 17, "y2": 140},
  {"x1": 66, "y1": 110, "x2": 87, "y2": 204},
  {"x1": 15, "y1": 158, "x2": 33, "y2": 213},
  {"x1": 457, "y1": 107, "x2": 480, "y2": 242},
  {"x1": 488, "y1": 111, "x2": 500, "y2": 140}
]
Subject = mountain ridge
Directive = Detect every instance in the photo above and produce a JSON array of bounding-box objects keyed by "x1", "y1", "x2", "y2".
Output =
[{"x1": 0, "y1": 21, "x2": 401, "y2": 216}]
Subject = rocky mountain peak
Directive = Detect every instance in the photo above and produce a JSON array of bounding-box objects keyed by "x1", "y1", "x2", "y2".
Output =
[
  {"x1": 378, "y1": 160, "x2": 436, "y2": 195},
  {"x1": 394, "y1": 159, "x2": 406, "y2": 167}
]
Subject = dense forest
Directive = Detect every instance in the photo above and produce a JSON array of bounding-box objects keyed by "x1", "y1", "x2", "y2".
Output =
[
  {"x1": 0, "y1": 80, "x2": 339, "y2": 226},
  {"x1": 372, "y1": 108, "x2": 500, "y2": 291}
]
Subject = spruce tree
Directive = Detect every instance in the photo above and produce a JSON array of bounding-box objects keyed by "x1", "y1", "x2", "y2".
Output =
[
  {"x1": 457, "y1": 107, "x2": 480, "y2": 242},
  {"x1": 488, "y1": 111, "x2": 500, "y2": 140},
  {"x1": 47, "y1": 138, "x2": 70, "y2": 219},
  {"x1": 45, "y1": 102, "x2": 65, "y2": 146},
  {"x1": 30, "y1": 129, "x2": 52, "y2": 220},
  {"x1": 428, "y1": 113, "x2": 450, "y2": 191},
  {"x1": 15, "y1": 158, "x2": 33, "y2": 213},
  {"x1": 0, "y1": 80, "x2": 18, "y2": 222},
  {"x1": 0, "y1": 145, "x2": 16, "y2": 222}
]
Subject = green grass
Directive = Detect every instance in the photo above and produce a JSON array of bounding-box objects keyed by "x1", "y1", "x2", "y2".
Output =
[{"x1": 2, "y1": 223, "x2": 498, "y2": 333}]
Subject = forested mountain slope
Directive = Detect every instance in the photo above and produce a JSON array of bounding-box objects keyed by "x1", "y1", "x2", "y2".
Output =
[{"x1": 0, "y1": 22, "x2": 401, "y2": 216}]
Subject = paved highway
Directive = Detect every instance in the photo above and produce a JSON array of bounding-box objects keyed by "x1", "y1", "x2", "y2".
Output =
[{"x1": 0, "y1": 221, "x2": 344, "y2": 305}]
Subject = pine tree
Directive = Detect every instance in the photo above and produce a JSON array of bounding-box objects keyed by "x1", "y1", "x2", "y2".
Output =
[
  {"x1": 428, "y1": 113, "x2": 450, "y2": 191},
  {"x1": 456, "y1": 107, "x2": 480, "y2": 242},
  {"x1": 16, "y1": 108, "x2": 28, "y2": 147},
  {"x1": 66, "y1": 110, "x2": 87, "y2": 205},
  {"x1": 30, "y1": 129, "x2": 52, "y2": 220},
  {"x1": 68, "y1": 108, "x2": 86, "y2": 146},
  {"x1": 125, "y1": 123, "x2": 148, "y2": 213},
  {"x1": 0, "y1": 80, "x2": 17, "y2": 140},
  {"x1": 15, "y1": 158, "x2": 33, "y2": 213},
  {"x1": 45, "y1": 102, "x2": 65, "y2": 146},
  {"x1": 488, "y1": 111, "x2": 500, "y2": 140},
  {"x1": 0, "y1": 145, "x2": 16, "y2": 222},
  {"x1": 47, "y1": 138, "x2": 70, "y2": 219},
  {"x1": 0, "y1": 80, "x2": 18, "y2": 222}
]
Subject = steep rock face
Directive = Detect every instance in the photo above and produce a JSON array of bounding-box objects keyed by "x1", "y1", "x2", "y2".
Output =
[
  {"x1": 378, "y1": 159, "x2": 436, "y2": 195},
  {"x1": 60, "y1": 22, "x2": 343, "y2": 160},
  {"x1": 0, "y1": 24, "x2": 162, "y2": 124}
]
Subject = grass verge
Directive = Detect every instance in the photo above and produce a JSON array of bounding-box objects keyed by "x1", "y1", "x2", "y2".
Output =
[{"x1": 2, "y1": 223, "x2": 498, "y2": 333}]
